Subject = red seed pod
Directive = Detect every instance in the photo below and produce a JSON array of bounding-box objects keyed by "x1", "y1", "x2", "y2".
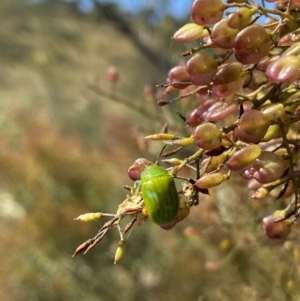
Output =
[
  {"x1": 106, "y1": 66, "x2": 119, "y2": 83},
  {"x1": 191, "y1": 0, "x2": 225, "y2": 25},
  {"x1": 237, "y1": 109, "x2": 270, "y2": 143},
  {"x1": 251, "y1": 151, "x2": 285, "y2": 184},
  {"x1": 265, "y1": 55, "x2": 300, "y2": 83},
  {"x1": 187, "y1": 98, "x2": 216, "y2": 126},
  {"x1": 211, "y1": 19, "x2": 239, "y2": 49},
  {"x1": 205, "y1": 101, "x2": 238, "y2": 122},
  {"x1": 213, "y1": 62, "x2": 245, "y2": 85},
  {"x1": 262, "y1": 211, "x2": 292, "y2": 239},
  {"x1": 167, "y1": 66, "x2": 191, "y2": 89},
  {"x1": 194, "y1": 122, "x2": 222, "y2": 150},
  {"x1": 187, "y1": 100, "x2": 211, "y2": 126},
  {"x1": 227, "y1": 7, "x2": 255, "y2": 29},
  {"x1": 212, "y1": 76, "x2": 245, "y2": 98},
  {"x1": 278, "y1": 28, "x2": 300, "y2": 46},
  {"x1": 278, "y1": 19, "x2": 299, "y2": 39},
  {"x1": 127, "y1": 158, "x2": 153, "y2": 181},
  {"x1": 226, "y1": 145, "x2": 262, "y2": 171},
  {"x1": 238, "y1": 151, "x2": 285, "y2": 184},
  {"x1": 257, "y1": 55, "x2": 279, "y2": 72},
  {"x1": 247, "y1": 179, "x2": 262, "y2": 191},
  {"x1": 212, "y1": 62, "x2": 247, "y2": 97},
  {"x1": 186, "y1": 53, "x2": 218, "y2": 86},
  {"x1": 234, "y1": 24, "x2": 270, "y2": 64}
]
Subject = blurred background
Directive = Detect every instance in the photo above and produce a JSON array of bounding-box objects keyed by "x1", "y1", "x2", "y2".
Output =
[{"x1": 0, "y1": 0, "x2": 299, "y2": 300}]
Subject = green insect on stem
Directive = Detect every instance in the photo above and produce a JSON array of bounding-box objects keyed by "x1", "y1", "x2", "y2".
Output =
[{"x1": 140, "y1": 164, "x2": 180, "y2": 226}]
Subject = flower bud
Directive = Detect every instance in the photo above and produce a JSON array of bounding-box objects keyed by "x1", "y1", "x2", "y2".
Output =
[
  {"x1": 260, "y1": 103, "x2": 285, "y2": 121},
  {"x1": 74, "y1": 212, "x2": 102, "y2": 222},
  {"x1": 162, "y1": 158, "x2": 183, "y2": 166},
  {"x1": 173, "y1": 23, "x2": 205, "y2": 43},
  {"x1": 262, "y1": 124, "x2": 282, "y2": 142},
  {"x1": 195, "y1": 172, "x2": 228, "y2": 189},
  {"x1": 114, "y1": 240, "x2": 126, "y2": 264},
  {"x1": 144, "y1": 133, "x2": 178, "y2": 141},
  {"x1": 251, "y1": 187, "x2": 270, "y2": 200},
  {"x1": 164, "y1": 136, "x2": 195, "y2": 146}
]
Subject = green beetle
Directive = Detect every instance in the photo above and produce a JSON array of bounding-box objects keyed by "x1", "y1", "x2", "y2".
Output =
[{"x1": 140, "y1": 164, "x2": 179, "y2": 226}]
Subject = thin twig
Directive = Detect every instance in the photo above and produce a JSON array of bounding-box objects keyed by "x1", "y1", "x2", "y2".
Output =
[{"x1": 88, "y1": 83, "x2": 164, "y2": 124}]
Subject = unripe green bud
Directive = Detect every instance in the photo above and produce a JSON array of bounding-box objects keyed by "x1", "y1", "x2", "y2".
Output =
[
  {"x1": 251, "y1": 186, "x2": 270, "y2": 200},
  {"x1": 165, "y1": 136, "x2": 195, "y2": 146},
  {"x1": 201, "y1": 152, "x2": 227, "y2": 172},
  {"x1": 260, "y1": 103, "x2": 285, "y2": 121},
  {"x1": 173, "y1": 23, "x2": 206, "y2": 43},
  {"x1": 162, "y1": 158, "x2": 183, "y2": 166},
  {"x1": 262, "y1": 124, "x2": 281, "y2": 142},
  {"x1": 282, "y1": 41, "x2": 300, "y2": 56},
  {"x1": 144, "y1": 133, "x2": 179, "y2": 141},
  {"x1": 74, "y1": 212, "x2": 102, "y2": 222},
  {"x1": 195, "y1": 172, "x2": 228, "y2": 189},
  {"x1": 114, "y1": 240, "x2": 126, "y2": 264}
]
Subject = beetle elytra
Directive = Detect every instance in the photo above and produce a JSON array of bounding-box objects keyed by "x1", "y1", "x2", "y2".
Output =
[{"x1": 141, "y1": 164, "x2": 179, "y2": 226}]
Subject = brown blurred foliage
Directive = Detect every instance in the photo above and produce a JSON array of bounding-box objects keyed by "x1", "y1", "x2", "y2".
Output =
[{"x1": 0, "y1": 1, "x2": 300, "y2": 301}]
